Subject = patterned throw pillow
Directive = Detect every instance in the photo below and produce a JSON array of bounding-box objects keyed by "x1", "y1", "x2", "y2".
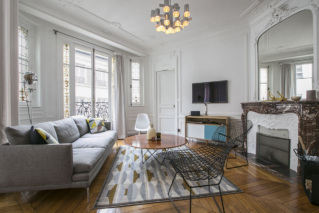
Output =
[
  {"x1": 86, "y1": 118, "x2": 107, "y2": 134},
  {"x1": 35, "y1": 128, "x2": 59, "y2": 144}
]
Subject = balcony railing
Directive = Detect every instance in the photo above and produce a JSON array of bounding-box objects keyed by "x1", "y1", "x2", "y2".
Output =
[{"x1": 75, "y1": 101, "x2": 109, "y2": 120}]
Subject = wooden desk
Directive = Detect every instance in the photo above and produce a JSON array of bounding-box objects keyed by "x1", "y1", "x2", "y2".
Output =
[{"x1": 185, "y1": 116, "x2": 230, "y2": 143}]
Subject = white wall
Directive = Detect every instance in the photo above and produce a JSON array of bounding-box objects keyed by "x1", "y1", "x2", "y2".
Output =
[{"x1": 145, "y1": 27, "x2": 250, "y2": 136}]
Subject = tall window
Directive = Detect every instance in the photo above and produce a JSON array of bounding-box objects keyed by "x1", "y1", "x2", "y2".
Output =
[
  {"x1": 296, "y1": 63, "x2": 312, "y2": 98},
  {"x1": 18, "y1": 26, "x2": 29, "y2": 102},
  {"x1": 130, "y1": 61, "x2": 142, "y2": 105},
  {"x1": 259, "y1": 67, "x2": 268, "y2": 100},
  {"x1": 74, "y1": 47, "x2": 109, "y2": 120}
]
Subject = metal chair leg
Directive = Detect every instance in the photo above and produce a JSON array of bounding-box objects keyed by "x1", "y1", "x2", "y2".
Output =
[
  {"x1": 218, "y1": 185, "x2": 225, "y2": 213},
  {"x1": 168, "y1": 173, "x2": 181, "y2": 213},
  {"x1": 86, "y1": 187, "x2": 90, "y2": 203},
  {"x1": 226, "y1": 144, "x2": 249, "y2": 169}
]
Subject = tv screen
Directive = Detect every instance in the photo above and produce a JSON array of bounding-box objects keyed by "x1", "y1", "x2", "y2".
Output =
[{"x1": 192, "y1": 80, "x2": 228, "y2": 103}]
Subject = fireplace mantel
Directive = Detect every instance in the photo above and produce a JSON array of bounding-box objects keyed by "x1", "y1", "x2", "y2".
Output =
[{"x1": 241, "y1": 101, "x2": 319, "y2": 154}]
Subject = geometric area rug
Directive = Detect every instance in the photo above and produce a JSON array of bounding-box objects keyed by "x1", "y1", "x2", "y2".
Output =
[{"x1": 94, "y1": 145, "x2": 242, "y2": 209}]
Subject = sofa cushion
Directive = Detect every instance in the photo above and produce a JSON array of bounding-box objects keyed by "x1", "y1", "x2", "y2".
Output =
[
  {"x1": 53, "y1": 118, "x2": 80, "y2": 143},
  {"x1": 73, "y1": 148, "x2": 105, "y2": 173},
  {"x1": 5, "y1": 125, "x2": 32, "y2": 145},
  {"x1": 72, "y1": 137, "x2": 112, "y2": 149},
  {"x1": 35, "y1": 128, "x2": 59, "y2": 144},
  {"x1": 81, "y1": 130, "x2": 117, "y2": 140},
  {"x1": 86, "y1": 118, "x2": 107, "y2": 134},
  {"x1": 72, "y1": 116, "x2": 89, "y2": 136}
]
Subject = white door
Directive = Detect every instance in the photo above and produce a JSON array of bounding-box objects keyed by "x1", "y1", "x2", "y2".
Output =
[{"x1": 156, "y1": 70, "x2": 177, "y2": 135}]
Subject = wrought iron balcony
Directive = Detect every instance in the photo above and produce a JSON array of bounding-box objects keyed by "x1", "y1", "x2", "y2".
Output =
[{"x1": 75, "y1": 101, "x2": 109, "y2": 120}]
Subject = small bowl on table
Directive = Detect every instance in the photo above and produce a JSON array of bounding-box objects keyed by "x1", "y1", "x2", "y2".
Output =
[{"x1": 291, "y1": 96, "x2": 301, "y2": 101}]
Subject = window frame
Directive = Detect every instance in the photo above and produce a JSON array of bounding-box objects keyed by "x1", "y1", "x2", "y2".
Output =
[{"x1": 129, "y1": 59, "x2": 144, "y2": 106}]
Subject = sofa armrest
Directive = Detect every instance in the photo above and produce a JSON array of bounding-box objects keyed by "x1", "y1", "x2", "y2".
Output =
[{"x1": 0, "y1": 144, "x2": 73, "y2": 189}]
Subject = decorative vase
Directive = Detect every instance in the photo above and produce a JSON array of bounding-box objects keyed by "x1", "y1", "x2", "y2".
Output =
[{"x1": 147, "y1": 124, "x2": 156, "y2": 141}]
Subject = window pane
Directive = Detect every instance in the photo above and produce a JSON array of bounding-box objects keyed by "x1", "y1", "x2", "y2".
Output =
[
  {"x1": 75, "y1": 48, "x2": 92, "y2": 118},
  {"x1": 95, "y1": 53, "x2": 109, "y2": 120},
  {"x1": 131, "y1": 62, "x2": 141, "y2": 105},
  {"x1": 95, "y1": 53, "x2": 108, "y2": 72},
  {"x1": 95, "y1": 71, "x2": 108, "y2": 119},
  {"x1": 75, "y1": 48, "x2": 91, "y2": 68},
  {"x1": 296, "y1": 64, "x2": 312, "y2": 79},
  {"x1": 296, "y1": 78, "x2": 312, "y2": 99},
  {"x1": 18, "y1": 26, "x2": 29, "y2": 102},
  {"x1": 132, "y1": 62, "x2": 140, "y2": 79},
  {"x1": 296, "y1": 63, "x2": 312, "y2": 99},
  {"x1": 259, "y1": 84, "x2": 268, "y2": 100},
  {"x1": 260, "y1": 68, "x2": 268, "y2": 83}
]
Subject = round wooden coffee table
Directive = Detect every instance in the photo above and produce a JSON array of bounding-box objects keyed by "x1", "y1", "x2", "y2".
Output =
[{"x1": 124, "y1": 134, "x2": 188, "y2": 164}]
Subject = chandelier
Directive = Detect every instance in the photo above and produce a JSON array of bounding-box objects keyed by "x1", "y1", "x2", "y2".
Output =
[{"x1": 150, "y1": 0, "x2": 192, "y2": 34}]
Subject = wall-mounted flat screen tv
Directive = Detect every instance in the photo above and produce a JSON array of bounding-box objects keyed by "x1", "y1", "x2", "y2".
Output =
[{"x1": 192, "y1": 80, "x2": 228, "y2": 103}]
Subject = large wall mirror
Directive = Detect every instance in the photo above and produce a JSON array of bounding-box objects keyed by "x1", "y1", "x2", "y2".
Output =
[{"x1": 258, "y1": 10, "x2": 313, "y2": 100}]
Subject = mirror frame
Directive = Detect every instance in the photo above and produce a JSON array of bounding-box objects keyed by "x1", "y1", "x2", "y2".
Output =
[{"x1": 252, "y1": 2, "x2": 319, "y2": 101}]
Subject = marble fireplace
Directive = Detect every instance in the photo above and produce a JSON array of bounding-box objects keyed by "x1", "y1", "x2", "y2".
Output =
[{"x1": 242, "y1": 101, "x2": 319, "y2": 172}]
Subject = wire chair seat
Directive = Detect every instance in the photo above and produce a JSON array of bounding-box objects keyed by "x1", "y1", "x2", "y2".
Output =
[{"x1": 160, "y1": 142, "x2": 231, "y2": 181}]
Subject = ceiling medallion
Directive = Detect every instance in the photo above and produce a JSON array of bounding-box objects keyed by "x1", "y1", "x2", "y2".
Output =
[{"x1": 150, "y1": 0, "x2": 192, "y2": 34}]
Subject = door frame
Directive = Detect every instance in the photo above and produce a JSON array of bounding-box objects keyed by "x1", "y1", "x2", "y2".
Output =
[{"x1": 155, "y1": 69, "x2": 178, "y2": 134}]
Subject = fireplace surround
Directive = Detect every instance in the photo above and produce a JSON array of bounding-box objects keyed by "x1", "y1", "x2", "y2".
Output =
[{"x1": 242, "y1": 101, "x2": 319, "y2": 172}]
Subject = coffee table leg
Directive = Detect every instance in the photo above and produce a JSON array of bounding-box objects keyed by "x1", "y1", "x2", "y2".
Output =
[{"x1": 140, "y1": 149, "x2": 167, "y2": 165}]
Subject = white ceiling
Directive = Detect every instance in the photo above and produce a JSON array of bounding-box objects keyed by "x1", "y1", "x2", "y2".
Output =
[{"x1": 20, "y1": 0, "x2": 256, "y2": 54}]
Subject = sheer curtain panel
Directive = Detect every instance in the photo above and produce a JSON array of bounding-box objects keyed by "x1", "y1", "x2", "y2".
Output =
[
  {"x1": 0, "y1": 0, "x2": 19, "y2": 144},
  {"x1": 114, "y1": 55, "x2": 127, "y2": 139}
]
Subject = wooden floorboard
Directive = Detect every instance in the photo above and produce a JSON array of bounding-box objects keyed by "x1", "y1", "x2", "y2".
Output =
[{"x1": 0, "y1": 140, "x2": 318, "y2": 213}]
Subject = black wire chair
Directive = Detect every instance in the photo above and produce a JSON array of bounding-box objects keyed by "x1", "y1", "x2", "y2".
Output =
[
  {"x1": 159, "y1": 134, "x2": 244, "y2": 213},
  {"x1": 224, "y1": 120, "x2": 253, "y2": 169}
]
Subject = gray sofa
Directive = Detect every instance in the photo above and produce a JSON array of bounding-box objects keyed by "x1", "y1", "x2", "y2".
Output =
[{"x1": 0, "y1": 116, "x2": 117, "y2": 201}]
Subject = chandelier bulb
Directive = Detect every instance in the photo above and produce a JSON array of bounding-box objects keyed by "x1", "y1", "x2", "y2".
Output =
[
  {"x1": 150, "y1": 10, "x2": 156, "y2": 22},
  {"x1": 183, "y1": 20, "x2": 189, "y2": 27},
  {"x1": 184, "y1": 4, "x2": 190, "y2": 18},
  {"x1": 163, "y1": 0, "x2": 170, "y2": 12}
]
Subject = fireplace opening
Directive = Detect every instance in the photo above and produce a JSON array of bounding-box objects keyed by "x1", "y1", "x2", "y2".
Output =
[
  {"x1": 256, "y1": 133, "x2": 290, "y2": 167},
  {"x1": 256, "y1": 126, "x2": 292, "y2": 176}
]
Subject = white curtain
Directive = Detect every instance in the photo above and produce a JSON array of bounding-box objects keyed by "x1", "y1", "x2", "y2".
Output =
[
  {"x1": 281, "y1": 64, "x2": 294, "y2": 98},
  {"x1": 0, "y1": 0, "x2": 19, "y2": 144},
  {"x1": 114, "y1": 55, "x2": 127, "y2": 139}
]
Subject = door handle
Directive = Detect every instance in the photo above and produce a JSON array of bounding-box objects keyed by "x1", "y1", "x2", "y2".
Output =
[{"x1": 173, "y1": 105, "x2": 175, "y2": 108}]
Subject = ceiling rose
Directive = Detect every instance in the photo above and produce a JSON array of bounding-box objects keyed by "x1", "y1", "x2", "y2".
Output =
[{"x1": 150, "y1": 0, "x2": 192, "y2": 34}]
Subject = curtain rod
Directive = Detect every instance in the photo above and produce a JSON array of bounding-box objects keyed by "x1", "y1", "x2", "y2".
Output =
[{"x1": 53, "y1": 29, "x2": 115, "y2": 53}]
